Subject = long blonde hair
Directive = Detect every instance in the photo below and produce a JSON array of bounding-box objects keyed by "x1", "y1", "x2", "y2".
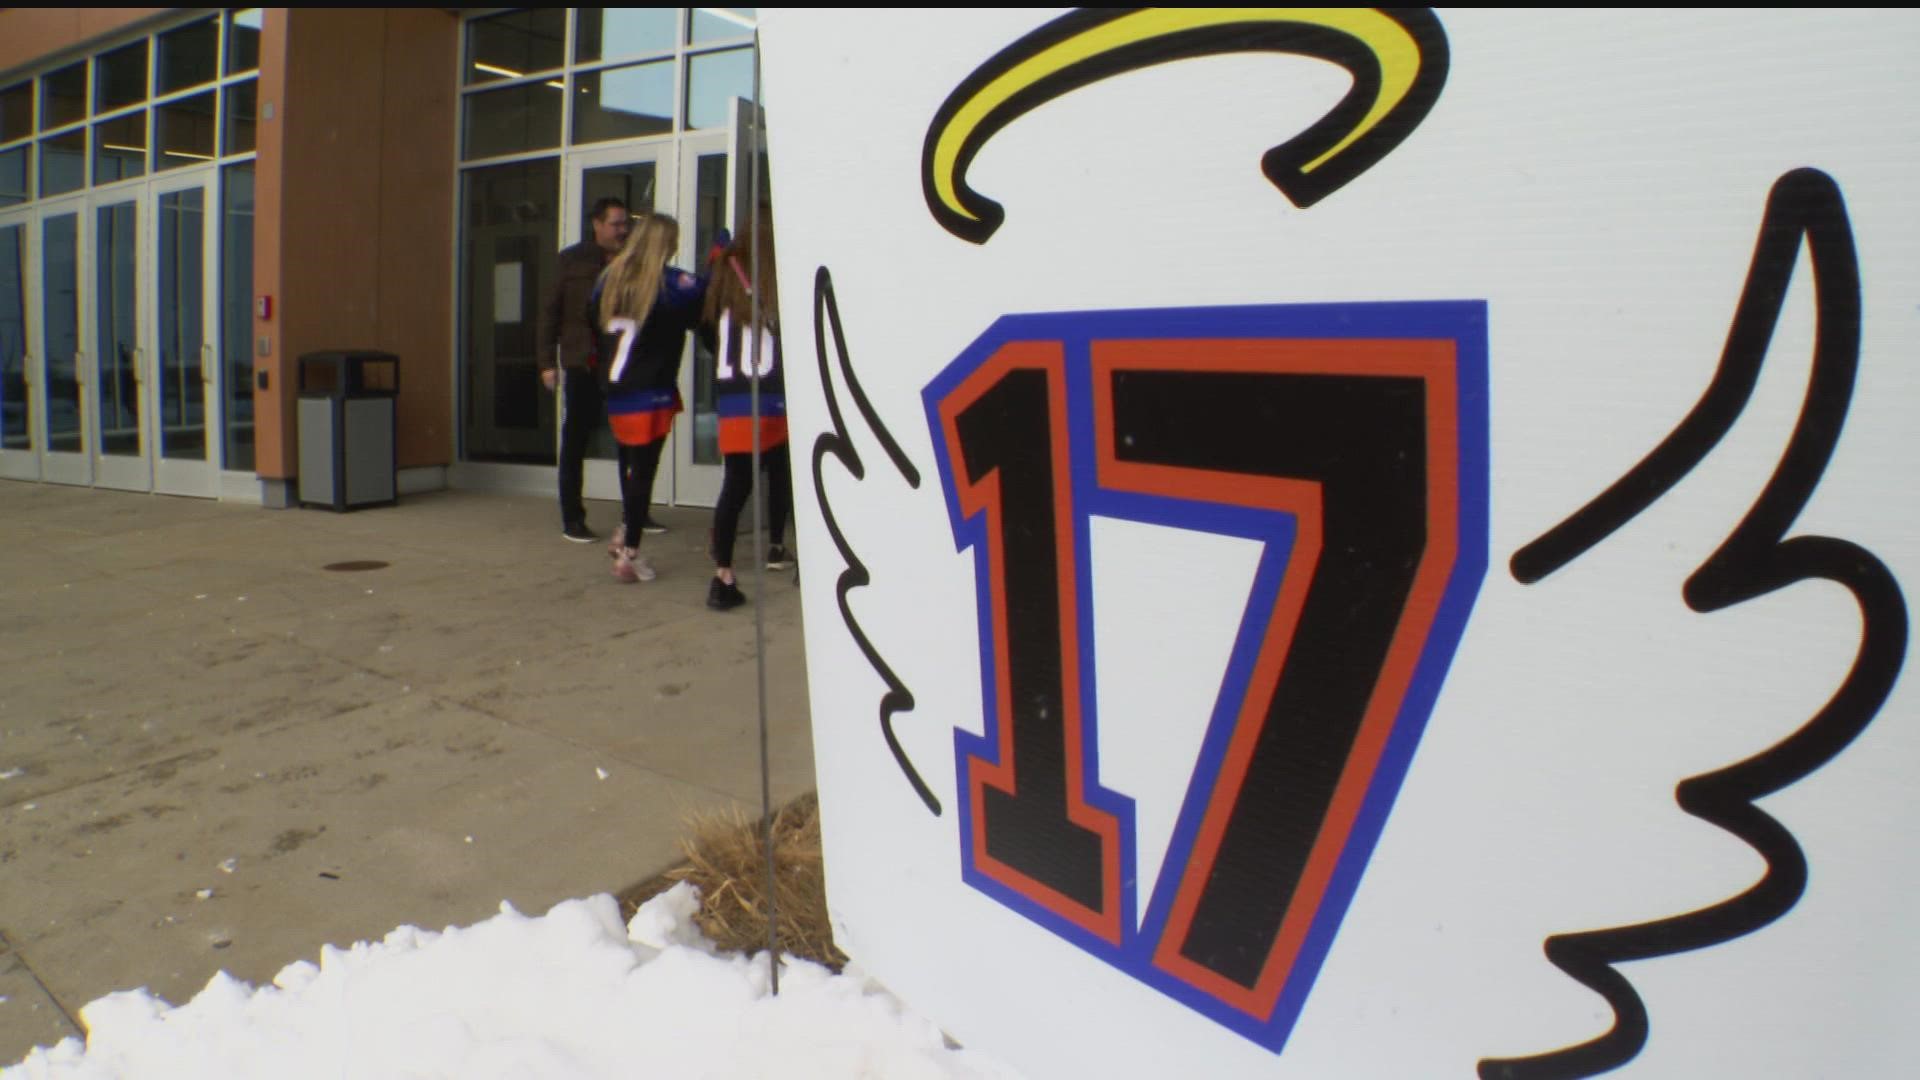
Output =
[{"x1": 598, "y1": 212, "x2": 680, "y2": 328}]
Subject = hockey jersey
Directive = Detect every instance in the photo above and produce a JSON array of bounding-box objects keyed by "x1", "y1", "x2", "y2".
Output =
[
  {"x1": 709, "y1": 309, "x2": 787, "y2": 455},
  {"x1": 590, "y1": 268, "x2": 705, "y2": 446}
]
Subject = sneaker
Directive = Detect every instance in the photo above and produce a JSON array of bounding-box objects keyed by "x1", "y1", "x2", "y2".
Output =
[
  {"x1": 707, "y1": 576, "x2": 747, "y2": 610},
  {"x1": 639, "y1": 517, "x2": 668, "y2": 535},
  {"x1": 631, "y1": 553, "x2": 657, "y2": 582},
  {"x1": 611, "y1": 549, "x2": 639, "y2": 584},
  {"x1": 562, "y1": 521, "x2": 597, "y2": 543},
  {"x1": 766, "y1": 545, "x2": 794, "y2": 571},
  {"x1": 606, "y1": 523, "x2": 627, "y2": 559}
]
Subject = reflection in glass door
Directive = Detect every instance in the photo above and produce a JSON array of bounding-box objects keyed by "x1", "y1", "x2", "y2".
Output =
[
  {"x1": 153, "y1": 176, "x2": 216, "y2": 496},
  {"x1": 675, "y1": 137, "x2": 728, "y2": 507},
  {"x1": 688, "y1": 151, "x2": 726, "y2": 460},
  {"x1": 92, "y1": 196, "x2": 148, "y2": 491},
  {"x1": 39, "y1": 204, "x2": 89, "y2": 485},
  {"x1": 578, "y1": 159, "x2": 657, "y2": 239},
  {"x1": 0, "y1": 219, "x2": 33, "y2": 480},
  {"x1": 672, "y1": 97, "x2": 767, "y2": 510}
]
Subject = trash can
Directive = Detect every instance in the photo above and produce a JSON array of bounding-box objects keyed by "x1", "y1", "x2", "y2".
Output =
[{"x1": 297, "y1": 350, "x2": 398, "y2": 511}]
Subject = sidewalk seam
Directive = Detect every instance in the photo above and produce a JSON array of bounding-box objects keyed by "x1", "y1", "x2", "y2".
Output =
[{"x1": 0, "y1": 928, "x2": 84, "y2": 1041}]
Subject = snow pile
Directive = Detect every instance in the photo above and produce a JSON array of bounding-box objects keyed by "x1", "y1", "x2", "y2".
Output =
[{"x1": 3, "y1": 884, "x2": 1021, "y2": 1079}]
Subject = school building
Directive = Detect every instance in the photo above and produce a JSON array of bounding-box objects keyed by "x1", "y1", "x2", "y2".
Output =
[{"x1": 0, "y1": 8, "x2": 763, "y2": 508}]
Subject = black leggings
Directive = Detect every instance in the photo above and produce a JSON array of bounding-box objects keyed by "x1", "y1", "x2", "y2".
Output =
[
  {"x1": 710, "y1": 443, "x2": 791, "y2": 569},
  {"x1": 617, "y1": 439, "x2": 666, "y2": 549}
]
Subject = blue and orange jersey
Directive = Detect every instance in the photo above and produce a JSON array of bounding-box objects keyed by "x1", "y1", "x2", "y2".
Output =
[
  {"x1": 607, "y1": 385, "x2": 683, "y2": 447},
  {"x1": 588, "y1": 267, "x2": 704, "y2": 447},
  {"x1": 710, "y1": 310, "x2": 787, "y2": 455},
  {"x1": 589, "y1": 268, "x2": 706, "y2": 393}
]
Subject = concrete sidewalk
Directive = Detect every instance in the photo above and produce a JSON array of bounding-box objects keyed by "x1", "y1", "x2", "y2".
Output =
[{"x1": 0, "y1": 479, "x2": 815, "y2": 1062}]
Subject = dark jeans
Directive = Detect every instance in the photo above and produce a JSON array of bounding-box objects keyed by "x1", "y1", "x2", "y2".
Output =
[
  {"x1": 617, "y1": 439, "x2": 666, "y2": 549},
  {"x1": 556, "y1": 367, "x2": 603, "y2": 527},
  {"x1": 710, "y1": 443, "x2": 791, "y2": 569}
]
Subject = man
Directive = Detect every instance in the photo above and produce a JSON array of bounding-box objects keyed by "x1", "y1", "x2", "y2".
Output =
[{"x1": 536, "y1": 197, "x2": 664, "y2": 541}]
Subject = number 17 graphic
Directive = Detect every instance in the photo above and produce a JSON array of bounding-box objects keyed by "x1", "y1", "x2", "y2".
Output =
[{"x1": 923, "y1": 303, "x2": 1489, "y2": 1052}]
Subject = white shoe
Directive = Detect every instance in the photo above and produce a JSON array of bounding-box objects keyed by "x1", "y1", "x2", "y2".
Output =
[
  {"x1": 611, "y1": 548, "x2": 639, "y2": 584},
  {"x1": 631, "y1": 554, "x2": 657, "y2": 582}
]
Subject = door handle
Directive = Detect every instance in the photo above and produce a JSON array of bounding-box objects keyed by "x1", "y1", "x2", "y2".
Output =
[
  {"x1": 201, "y1": 343, "x2": 215, "y2": 385},
  {"x1": 74, "y1": 352, "x2": 87, "y2": 386},
  {"x1": 132, "y1": 347, "x2": 144, "y2": 385},
  {"x1": 20, "y1": 355, "x2": 31, "y2": 386}
]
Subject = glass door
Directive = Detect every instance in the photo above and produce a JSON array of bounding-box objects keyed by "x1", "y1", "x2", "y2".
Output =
[
  {"x1": 89, "y1": 191, "x2": 147, "y2": 491},
  {"x1": 0, "y1": 213, "x2": 34, "y2": 480},
  {"x1": 36, "y1": 199, "x2": 89, "y2": 486},
  {"x1": 150, "y1": 169, "x2": 217, "y2": 496},
  {"x1": 672, "y1": 97, "x2": 766, "y2": 509},
  {"x1": 460, "y1": 157, "x2": 561, "y2": 467},
  {"x1": 562, "y1": 141, "x2": 672, "y2": 506},
  {"x1": 675, "y1": 129, "x2": 727, "y2": 508}
]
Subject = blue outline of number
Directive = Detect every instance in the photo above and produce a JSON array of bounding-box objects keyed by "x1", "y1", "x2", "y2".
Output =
[{"x1": 922, "y1": 300, "x2": 1490, "y2": 1052}]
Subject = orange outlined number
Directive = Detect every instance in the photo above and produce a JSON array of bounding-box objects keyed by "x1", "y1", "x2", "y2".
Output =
[{"x1": 924, "y1": 303, "x2": 1488, "y2": 1052}]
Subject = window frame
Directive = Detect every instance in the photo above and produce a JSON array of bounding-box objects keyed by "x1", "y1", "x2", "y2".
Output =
[{"x1": 0, "y1": 11, "x2": 262, "y2": 206}]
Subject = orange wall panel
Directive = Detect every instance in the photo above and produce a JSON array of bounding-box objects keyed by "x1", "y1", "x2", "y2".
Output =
[
  {"x1": 378, "y1": 9, "x2": 458, "y2": 469},
  {"x1": 252, "y1": 8, "x2": 457, "y2": 479},
  {"x1": 0, "y1": 9, "x2": 168, "y2": 76}
]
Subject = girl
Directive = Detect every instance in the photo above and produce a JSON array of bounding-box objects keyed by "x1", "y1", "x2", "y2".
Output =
[
  {"x1": 593, "y1": 212, "x2": 704, "y2": 583},
  {"x1": 700, "y1": 220, "x2": 793, "y2": 610}
]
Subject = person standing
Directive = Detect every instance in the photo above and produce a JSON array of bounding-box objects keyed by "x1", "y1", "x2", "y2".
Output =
[
  {"x1": 593, "y1": 213, "x2": 706, "y2": 583},
  {"x1": 700, "y1": 221, "x2": 793, "y2": 611},
  {"x1": 536, "y1": 196, "x2": 629, "y2": 542}
]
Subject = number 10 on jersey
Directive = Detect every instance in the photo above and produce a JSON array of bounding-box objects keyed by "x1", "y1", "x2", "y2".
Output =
[{"x1": 922, "y1": 302, "x2": 1489, "y2": 1052}]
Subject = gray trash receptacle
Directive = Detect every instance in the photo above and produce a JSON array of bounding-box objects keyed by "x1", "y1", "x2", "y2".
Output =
[{"x1": 297, "y1": 350, "x2": 398, "y2": 511}]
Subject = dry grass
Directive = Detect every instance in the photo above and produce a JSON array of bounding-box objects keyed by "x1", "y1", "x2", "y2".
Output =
[{"x1": 617, "y1": 792, "x2": 846, "y2": 970}]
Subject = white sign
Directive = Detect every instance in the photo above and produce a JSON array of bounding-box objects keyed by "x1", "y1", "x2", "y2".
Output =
[{"x1": 760, "y1": 9, "x2": 1919, "y2": 1078}]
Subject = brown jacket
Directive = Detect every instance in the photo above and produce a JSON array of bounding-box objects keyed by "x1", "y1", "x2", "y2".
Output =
[{"x1": 536, "y1": 240, "x2": 610, "y2": 372}]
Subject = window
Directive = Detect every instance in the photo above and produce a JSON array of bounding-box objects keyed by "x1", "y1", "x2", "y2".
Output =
[
  {"x1": 572, "y1": 62, "x2": 674, "y2": 144},
  {"x1": 225, "y1": 9, "x2": 262, "y2": 75},
  {"x1": 462, "y1": 81, "x2": 564, "y2": 161},
  {"x1": 40, "y1": 131, "x2": 84, "y2": 196},
  {"x1": 155, "y1": 91, "x2": 217, "y2": 171},
  {"x1": 0, "y1": 82, "x2": 32, "y2": 144},
  {"x1": 465, "y1": 9, "x2": 565, "y2": 85},
  {"x1": 94, "y1": 41, "x2": 149, "y2": 114},
  {"x1": 689, "y1": 8, "x2": 756, "y2": 45},
  {"x1": 222, "y1": 80, "x2": 257, "y2": 156},
  {"x1": 458, "y1": 9, "x2": 769, "y2": 479},
  {"x1": 93, "y1": 113, "x2": 147, "y2": 184},
  {"x1": 41, "y1": 63, "x2": 86, "y2": 130},
  {"x1": 461, "y1": 9, "x2": 775, "y2": 163},
  {"x1": 0, "y1": 13, "x2": 264, "y2": 487},
  {"x1": 0, "y1": 16, "x2": 259, "y2": 207},
  {"x1": 157, "y1": 18, "x2": 219, "y2": 95},
  {"x1": 0, "y1": 146, "x2": 28, "y2": 206},
  {"x1": 685, "y1": 48, "x2": 752, "y2": 131},
  {"x1": 576, "y1": 9, "x2": 676, "y2": 63}
]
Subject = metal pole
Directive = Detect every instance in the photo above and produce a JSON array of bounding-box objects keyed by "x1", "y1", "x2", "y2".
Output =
[{"x1": 747, "y1": 36, "x2": 779, "y2": 997}]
